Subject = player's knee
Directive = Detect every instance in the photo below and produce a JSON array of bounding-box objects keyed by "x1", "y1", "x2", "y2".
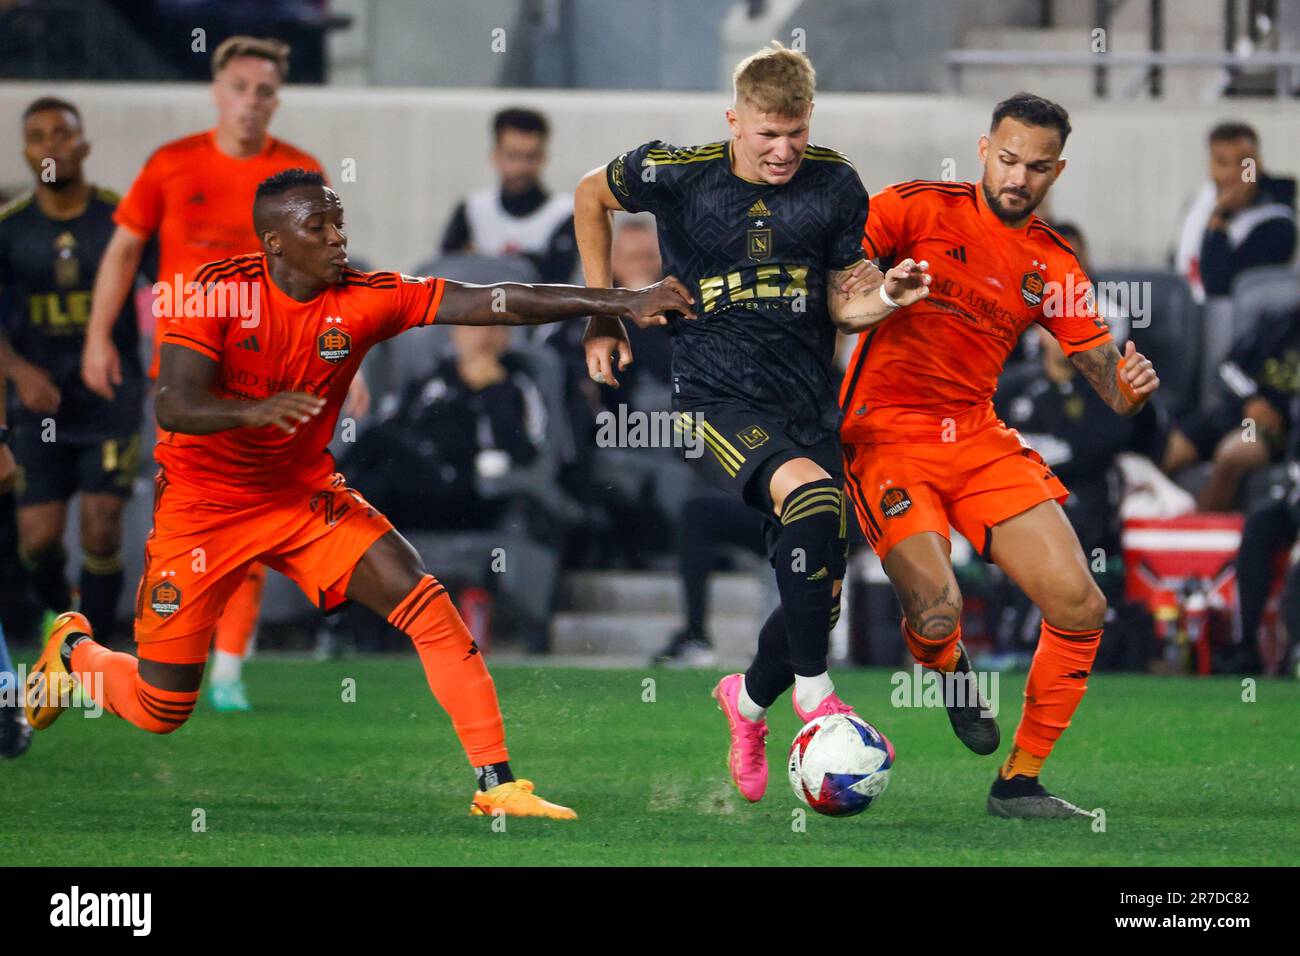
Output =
[
  {"x1": 80, "y1": 503, "x2": 123, "y2": 548},
  {"x1": 769, "y1": 460, "x2": 833, "y2": 516},
  {"x1": 777, "y1": 480, "x2": 843, "y2": 535},
  {"x1": 132, "y1": 679, "x2": 197, "y2": 734},
  {"x1": 774, "y1": 482, "x2": 844, "y2": 580},
  {"x1": 908, "y1": 598, "x2": 962, "y2": 639},
  {"x1": 1048, "y1": 580, "x2": 1106, "y2": 631},
  {"x1": 20, "y1": 536, "x2": 64, "y2": 565},
  {"x1": 81, "y1": 526, "x2": 123, "y2": 559}
]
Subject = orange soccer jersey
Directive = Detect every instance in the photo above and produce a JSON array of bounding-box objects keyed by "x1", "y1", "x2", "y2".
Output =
[
  {"x1": 134, "y1": 256, "x2": 444, "y2": 660},
  {"x1": 839, "y1": 180, "x2": 1111, "y2": 445},
  {"x1": 113, "y1": 130, "x2": 324, "y2": 377},
  {"x1": 156, "y1": 255, "x2": 442, "y2": 502}
]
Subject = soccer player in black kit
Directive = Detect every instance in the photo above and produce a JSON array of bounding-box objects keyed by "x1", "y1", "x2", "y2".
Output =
[
  {"x1": 575, "y1": 43, "x2": 931, "y2": 801},
  {"x1": 0, "y1": 98, "x2": 144, "y2": 646}
]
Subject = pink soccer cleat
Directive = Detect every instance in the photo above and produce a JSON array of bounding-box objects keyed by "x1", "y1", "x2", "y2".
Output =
[
  {"x1": 793, "y1": 689, "x2": 857, "y2": 725},
  {"x1": 711, "y1": 673, "x2": 769, "y2": 802}
]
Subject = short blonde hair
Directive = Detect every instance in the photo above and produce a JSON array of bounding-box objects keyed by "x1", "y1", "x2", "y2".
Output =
[
  {"x1": 212, "y1": 35, "x2": 290, "y2": 81},
  {"x1": 733, "y1": 41, "x2": 815, "y2": 117}
]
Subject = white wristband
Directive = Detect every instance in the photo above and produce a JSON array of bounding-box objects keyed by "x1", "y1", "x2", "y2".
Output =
[{"x1": 878, "y1": 283, "x2": 901, "y2": 310}]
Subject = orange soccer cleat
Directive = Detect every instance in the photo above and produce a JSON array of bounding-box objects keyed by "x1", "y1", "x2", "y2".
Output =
[
  {"x1": 24, "y1": 611, "x2": 91, "y2": 731},
  {"x1": 469, "y1": 780, "x2": 577, "y2": 820}
]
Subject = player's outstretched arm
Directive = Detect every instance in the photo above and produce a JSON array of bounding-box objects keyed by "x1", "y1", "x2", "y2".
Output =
[
  {"x1": 82, "y1": 224, "x2": 147, "y2": 401},
  {"x1": 156, "y1": 343, "x2": 325, "y2": 436},
  {"x1": 435, "y1": 277, "x2": 694, "y2": 329},
  {"x1": 1069, "y1": 340, "x2": 1160, "y2": 416},
  {"x1": 828, "y1": 258, "x2": 931, "y2": 333}
]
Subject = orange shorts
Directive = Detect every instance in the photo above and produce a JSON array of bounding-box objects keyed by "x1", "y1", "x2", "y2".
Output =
[
  {"x1": 133, "y1": 470, "x2": 393, "y2": 664},
  {"x1": 842, "y1": 424, "x2": 1068, "y2": 561}
]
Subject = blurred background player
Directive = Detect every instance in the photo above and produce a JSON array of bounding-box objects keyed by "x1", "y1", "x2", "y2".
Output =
[
  {"x1": 0, "y1": 359, "x2": 32, "y2": 758},
  {"x1": 0, "y1": 97, "x2": 142, "y2": 649},
  {"x1": 26, "y1": 169, "x2": 691, "y2": 818},
  {"x1": 440, "y1": 107, "x2": 578, "y2": 284},
  {"x1": 576, "y1": 43, "x2": 927, "y2": 802},
  {"x1": 840, "y1": 93, "x2": 1160, "y2": 819},
  {"x1": 77, "y1": 35, "x2": 364, "y2": 713}
]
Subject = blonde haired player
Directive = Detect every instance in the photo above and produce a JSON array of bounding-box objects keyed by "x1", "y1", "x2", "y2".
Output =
[{"x1": 576, "y1": 42, "x2": 930, "y2": 804}]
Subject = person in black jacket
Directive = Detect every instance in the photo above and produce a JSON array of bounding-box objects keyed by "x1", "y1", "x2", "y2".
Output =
[
  {"x1": 1177, "y1": 122, "x2": 1297, "y2": 299},
  {"x1": 1233, "y1": 388, "x2": 1300, "y2": 675},
  {"x1": 343, "y1": 324, "x2": 547, "y2": 530},
  {"x1": 1163, "y1": 302, "x2": 1300, "y2": 510}
]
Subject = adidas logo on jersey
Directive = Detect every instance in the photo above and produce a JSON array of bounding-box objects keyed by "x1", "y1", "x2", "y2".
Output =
[
  {"x1": 944, "y1": 245, "x2": 967, "y2": 263},
  {"x1": 236, "y1": 334, "x2": 260, "y2": 352},
  {"x1": 747, "y1": 199, "x2": 772, "y2": 218}
]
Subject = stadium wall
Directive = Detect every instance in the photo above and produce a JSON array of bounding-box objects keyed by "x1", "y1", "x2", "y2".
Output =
[{"x1": 1, "y1": 82, "x2": 1298, "y2": 274}]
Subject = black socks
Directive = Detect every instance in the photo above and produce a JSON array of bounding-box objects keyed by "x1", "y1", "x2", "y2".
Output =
[
  {"x1": 22, "y1": 544, "x2": 70, "y2": 616},
  {"x1": 475, "y1": 761, "x2": 516, "y2": 792},
  {"x1": 80, "y1": 552, "x2": 124, "y2": 646},
  {"x1": 770, "y1": 479, "x2": 843, "y2": 677},
  {"x1": 744, "y1": 605, "x2": 794, "y2": 709}
]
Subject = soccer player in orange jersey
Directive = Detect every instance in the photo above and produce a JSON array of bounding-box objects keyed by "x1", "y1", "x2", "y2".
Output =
[
  {"x1": 839, "y1": 94, "x2": 1160, "y2": 818},
  {"x1": 26, "y1": 169, "x2": 692, "y2": 817},
  {"x1": 79, "y1": 36, "x2": 362, "y2": 712}
]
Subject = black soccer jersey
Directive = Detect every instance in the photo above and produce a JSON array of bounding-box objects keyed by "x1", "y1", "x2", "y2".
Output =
[
  {"x1": 0, "y1": 188, "x2": 143, "y2": 440},
  {"x1": 606, "y1": 140, "x2": 868, "y2": 444}
]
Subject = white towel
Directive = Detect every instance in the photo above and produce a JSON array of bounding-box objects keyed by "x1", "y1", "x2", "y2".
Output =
[
  {"x1": 1174, "y1": 181, "x2": 1217, "y2": 305},
  {"x1": 1116, "y1": 452, "x2": 1197, "y2": 519}
]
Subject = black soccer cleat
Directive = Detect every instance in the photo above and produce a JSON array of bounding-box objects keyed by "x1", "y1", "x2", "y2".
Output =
[
  {"x1": 0, "y1": 703, "x2": 33, "y2": 759},
  {"x1": 941, "y1": 643, "x2": 1000, "y2": 755},
  {"x1": 987, "y1": 773, "x2": 1092, "y2": 820}
]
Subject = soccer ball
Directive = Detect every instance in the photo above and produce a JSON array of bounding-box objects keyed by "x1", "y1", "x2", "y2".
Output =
[{"x1": 788, "y1": 713, "x2": 894, "y2": 817}]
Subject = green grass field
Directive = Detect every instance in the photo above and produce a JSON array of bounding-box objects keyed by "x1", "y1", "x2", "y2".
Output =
[{"x1": 2, "y1": 658, "x2": 1297, "y2": 866}]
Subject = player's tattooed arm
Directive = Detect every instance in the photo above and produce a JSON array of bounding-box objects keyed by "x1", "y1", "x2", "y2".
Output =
[
  {"x1": 1069, "y1": 340, "x2": 1160, "y2": 416},
  {"x1": 156, "y1": 343, "x2": 326, "y2": 435},
  {"x1": 435, "y1": 277, "x2": 694, "y2": 330},
  {"x1": 828, "y1": 258, "x2": 931, "y2": 333}
]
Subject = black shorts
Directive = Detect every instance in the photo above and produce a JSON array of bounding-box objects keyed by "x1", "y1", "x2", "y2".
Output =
[
  {"x1": 12, "y1": 429, "x2": 141, "y2": 507},
  {"x1": 676, "y1": 404, "x2": 847, "y2": 569}
]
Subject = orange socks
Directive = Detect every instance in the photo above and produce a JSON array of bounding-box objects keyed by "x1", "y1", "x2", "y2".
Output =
[
  {"x1": 69, "y1": 641, "x2": 198, "y2": 734},
  {"x1": 1007, "y1": 620, "x2": 1102, "y2": 773},
  {"x1": 1000, "y1": 744, "x2": 1045, "y2": 779},
  {"x1": 901, "y1": 619, "x2": 961, "y2": 673},
  {"x1": 214, "y1": 563, "x2": 266, "y2": 657},
  {"x1": 388, "y1": 575, "x2": 508, "y2": 766}
]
